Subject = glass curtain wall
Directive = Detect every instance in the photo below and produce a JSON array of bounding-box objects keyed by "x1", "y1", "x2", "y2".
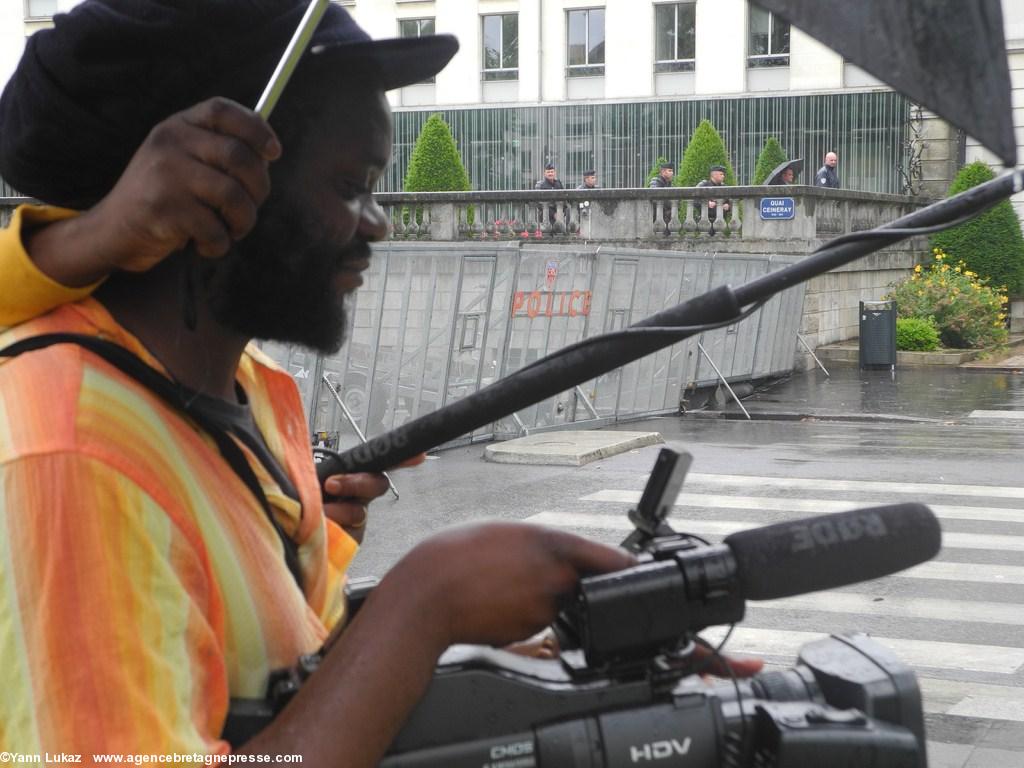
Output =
[{"x1": 385, "y1": 91, "x2": 910, "y2": 194}]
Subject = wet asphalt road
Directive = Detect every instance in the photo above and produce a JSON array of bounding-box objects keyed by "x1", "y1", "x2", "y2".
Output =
[{"x1": 350, "y1": 365, "x2": 1024, "y2": 766}]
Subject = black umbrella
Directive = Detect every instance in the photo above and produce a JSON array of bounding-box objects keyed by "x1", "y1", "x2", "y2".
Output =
[
  {"x1": 751, "y1": 0, "x2": 1016, "y2": 167},
  {"x1": 766, "y1": 158, "x2": 804, "y2": 185}
]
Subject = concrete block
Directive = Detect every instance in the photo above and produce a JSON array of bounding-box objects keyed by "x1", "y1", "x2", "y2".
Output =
[
  {"x1": 964, "y1": 747, "x2": 1024, "y2": 768},
  {"x1": 484, "y1": 431, "x2": 664, "y2": 466},
  {"x1": 925, "y1": 741, "x2": 973, "y2": 768}
]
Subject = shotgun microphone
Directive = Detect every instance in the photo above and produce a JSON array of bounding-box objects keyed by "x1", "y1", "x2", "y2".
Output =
[
  {"x1": 725, "y1": 502, "x2": 942, "y2": 600},
  {"x1": 566, "y1": 503, "x2": 942, "y2": 663}
]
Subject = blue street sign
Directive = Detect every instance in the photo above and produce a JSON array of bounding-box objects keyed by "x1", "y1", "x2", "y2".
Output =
[{"x1": 759, "y1": 197, "x2": 796, "y2": 220}]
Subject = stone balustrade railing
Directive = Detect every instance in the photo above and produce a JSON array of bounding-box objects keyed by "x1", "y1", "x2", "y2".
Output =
[
  {"x1": 374, "y1": 187, "x2": 927, "y2": 252},
  {"x1": 1, "y1": 188, "x2": 927, "y2": 256},
  {"x1": 0, "y1": 189, "x2": 932, "y2": 375}
]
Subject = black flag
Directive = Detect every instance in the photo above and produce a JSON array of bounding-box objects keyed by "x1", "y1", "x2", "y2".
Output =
[{"x1": 752, "y1": 0, "x2": 1017, "y2": 167}]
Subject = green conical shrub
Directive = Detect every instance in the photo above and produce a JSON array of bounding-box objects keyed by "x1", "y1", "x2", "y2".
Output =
[
  {"x1": 404, "y1": 113, "x2": 471, "y2": 192},
  {"x1": 752, "y1": 137, "x2": 788, "y2": 185},
  {"x1": 677, "y1": 120, "x2": 736, "y2": 187},
  {"x1": 930, "y1": 160, "x2": 1024, "y2": 295}
]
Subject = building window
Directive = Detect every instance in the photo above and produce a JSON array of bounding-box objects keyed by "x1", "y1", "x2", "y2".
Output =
[
  {"x1": 654, "y1": 2, "x2": 695, "y2": 73},
  {"x1": 748, "y1": 6, "x2": 790, "y2": 67},
  {"x1": 566, "y1": 8, "x2": 605, "y2": 77},
  {"x1": 24, "y1": 0, "x2": 57, "y2": 18},
  {"x1": 399, "y1": 18, "x2": 436, "y2": 83},
  {"x1": 482, "y1": 13, "x2": 518, "y2": 81}
]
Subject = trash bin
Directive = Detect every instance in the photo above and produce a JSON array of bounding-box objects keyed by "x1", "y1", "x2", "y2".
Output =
[{"x1": 859, "y1": 300, "x2": 896, "y2": 370}]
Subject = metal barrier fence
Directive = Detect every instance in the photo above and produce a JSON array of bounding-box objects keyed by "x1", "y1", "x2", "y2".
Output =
[{"x1": 258, "y1": 243, "x2": 805, "y2": 452}]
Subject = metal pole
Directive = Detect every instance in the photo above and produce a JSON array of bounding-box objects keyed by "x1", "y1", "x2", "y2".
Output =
[
  {"x1": 511, "y1": 413, "x2": 530, "y2": 437},
  {"x1": 796, "y1": 333, "x2": 831, "y2": 376},
  {"x1": 322, "y1": 374, "x2": 399, "y2": 500},
  {"x1": 697, "y1": 341, "x2": 751, "y2": 420},
  {"x1": 574, "y1": 385, "x2": 600, "y2": 419},
  {"x1": 255, "y1": 0, "x2": 330, "y2": 119}
]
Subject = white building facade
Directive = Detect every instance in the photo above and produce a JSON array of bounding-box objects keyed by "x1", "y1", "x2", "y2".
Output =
[{"x1": 1, "y1": 0, "x2": 1022, "y2": 211}]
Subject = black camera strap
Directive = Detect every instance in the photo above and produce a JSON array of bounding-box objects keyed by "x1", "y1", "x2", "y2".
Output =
[{"x1": 0, "y1": 333, "x2": 304, "y2": 592}]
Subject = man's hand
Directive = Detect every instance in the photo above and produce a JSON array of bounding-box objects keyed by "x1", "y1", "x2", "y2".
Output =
[
  {"x1": 322, "y1": 454, "x2": 426, "y2": 544},
  {"x1": 691, "y1": 642, "x2": 763, "y2": 678},
  {"x1": 247, "y1": 522, "x2": 634, "y2": 766},
  {"x1": 24, "y1": 97, "x2": 281, "y2": 288},
  {"x1": 323, "y1": 473, "x2": 387, "y2": 545},
  {"x1": 393, "y1": 522, "x2": 636, "y2": 649},
  {"x1": 94, "y1": 97, "x2": 281, "y2": 268}
]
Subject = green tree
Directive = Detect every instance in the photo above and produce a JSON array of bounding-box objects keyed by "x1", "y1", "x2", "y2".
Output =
[
  {"x1": 930, "y1": 160, "x2": 1024, "y2": 295},
  {"x1": 751, "y1": 137, "x2": 788, "y2": 185},
  {"x1": 403, "y1": 113, "x2": 471, "y2": 192},
  {"x1": 677, "y1": 119, "x2": 736, "y2": 187},
  {"x1": 644, "y1": 155, "x2": 670, "y2": 187}
]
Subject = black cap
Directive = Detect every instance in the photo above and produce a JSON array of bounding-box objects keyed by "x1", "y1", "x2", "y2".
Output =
[
  {"x1": 659, "y1": 162, "x2": 674, "y2": 171},
  {"x1": 709, "y1": 164, "x2": 727, "y2": 173},
  {"x1": 545, "y1": 163, "x2": 556, "y2": 170},
  {"x1": 583, "y1": 169, "x2": 596, "y2": 177},
  {"x1": 0, "y1": 0, "x2": 459, "y2": 208}
]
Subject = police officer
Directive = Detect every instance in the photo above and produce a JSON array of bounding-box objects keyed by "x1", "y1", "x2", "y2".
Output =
[
  {"x1": 696, "y1": 164, "x2": 732, "y2": 231},
  {"x1": 534, "y1": 163, "x2": 566, "y2": 228},
  {"x1": 815, "y1": 152, "x2": 840, "y2": 188}
]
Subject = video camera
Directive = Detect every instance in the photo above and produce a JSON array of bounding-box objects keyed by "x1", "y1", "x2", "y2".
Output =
[{"x1": 228, "y1": 448, "x2": 941, "y2": 767}]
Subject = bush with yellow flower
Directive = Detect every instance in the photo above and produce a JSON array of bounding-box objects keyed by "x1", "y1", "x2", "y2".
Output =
[{"x1": 885, "y1": 247, "x2": 1008, "y2": 349}]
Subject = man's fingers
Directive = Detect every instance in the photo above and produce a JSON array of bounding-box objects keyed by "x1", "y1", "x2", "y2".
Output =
[
  {"x1": 323, "y1": 472, "x2": 390, "y2": 501},
  {"x1": 324, "y1": 501, "x2": 369, "y2": 544},
  {"x1": 181, "y1": 203, "x2": 234, "y2": 259},
  {"x1": 325, "y1": 501, "x2": 369, "y2": 528},
  {"x1": 186, "y1": 163, "x2": 260, "y2": 244},
  {"x1": 391, "y1": 452, "x2": 427, "y2": 469},
  {"x1": 181, "y1": 120, "x2": 273, "y2": 210},
  {"x1": 693, "y1": 646, "x2": 764, "y2": 678},
  {"x1": 547, "y1": 529, "x2": 636, "y2": 577},
  {"x1": 183, "y1": 97, "x2": 281, "y2": 161}
]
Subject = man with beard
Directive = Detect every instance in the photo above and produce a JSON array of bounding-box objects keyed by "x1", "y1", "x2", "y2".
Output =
[{"x1": 0, "y1": 1, "x2": 663, "y2": 761}]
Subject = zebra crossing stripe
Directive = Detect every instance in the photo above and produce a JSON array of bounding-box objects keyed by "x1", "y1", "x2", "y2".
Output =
[
  {"x1": 750, "y1": 593, "x2": 1024, "y2": 626},
  {"x1": 580, "y1": 490, "x2": 1024, "y2": 525},
  {"x1": 526, "y1": 511, "x2": 1024, "y2": 553},
  {"x1": 677, "y1": 473, "x2": 1024, "y2": 501},
  {"x1": 698, "y1": 627, "x2": 1024, "y2": 674},
  {"x1": 968, "y1": 410, "x2": 1024, "y2": 420},
  {"x1": 945, "y1": 695, "x2": 1024, "y2": 721},
  {"x1": 723, "y1": 670, "x2": 1024, "y2": 720},
  {"x1": 920, "y1": 676, "x2": 1024, "y2": 722},
  {"x1": 904, "y1": 560, "x2": 1024, "y2": 585}
]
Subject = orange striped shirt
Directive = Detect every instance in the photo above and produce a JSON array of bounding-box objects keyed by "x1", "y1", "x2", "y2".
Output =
[{"x1": 0, "y1": 299, "x2": 357, "y2": 754}]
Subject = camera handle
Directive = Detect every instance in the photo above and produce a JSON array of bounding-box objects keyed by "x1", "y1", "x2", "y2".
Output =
[{"x1": 622, "y1": 447, "x2": 692, "y2": 552}]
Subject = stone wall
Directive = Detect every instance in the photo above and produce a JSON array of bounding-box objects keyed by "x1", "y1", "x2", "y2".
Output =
[{"x1": 797, "y1": 249, "x2": 919, "y2": 370}]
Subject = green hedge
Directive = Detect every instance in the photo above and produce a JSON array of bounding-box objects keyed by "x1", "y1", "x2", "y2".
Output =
[
  {"x1": 403, "y1": 113, "x2": 471, "y2": 193},
  {"x1": 929, "y1": 160, "x2": 1024, "y2": 296},
  {"x1": 677, "y1": 119, "x2": 736, "y2": 187},
  {"x1": 896, "y1": 317, "x2": 940, "y2": 351},
  {"x1": 752, "y1": 137, "x2": 787, "y2": 185}
]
